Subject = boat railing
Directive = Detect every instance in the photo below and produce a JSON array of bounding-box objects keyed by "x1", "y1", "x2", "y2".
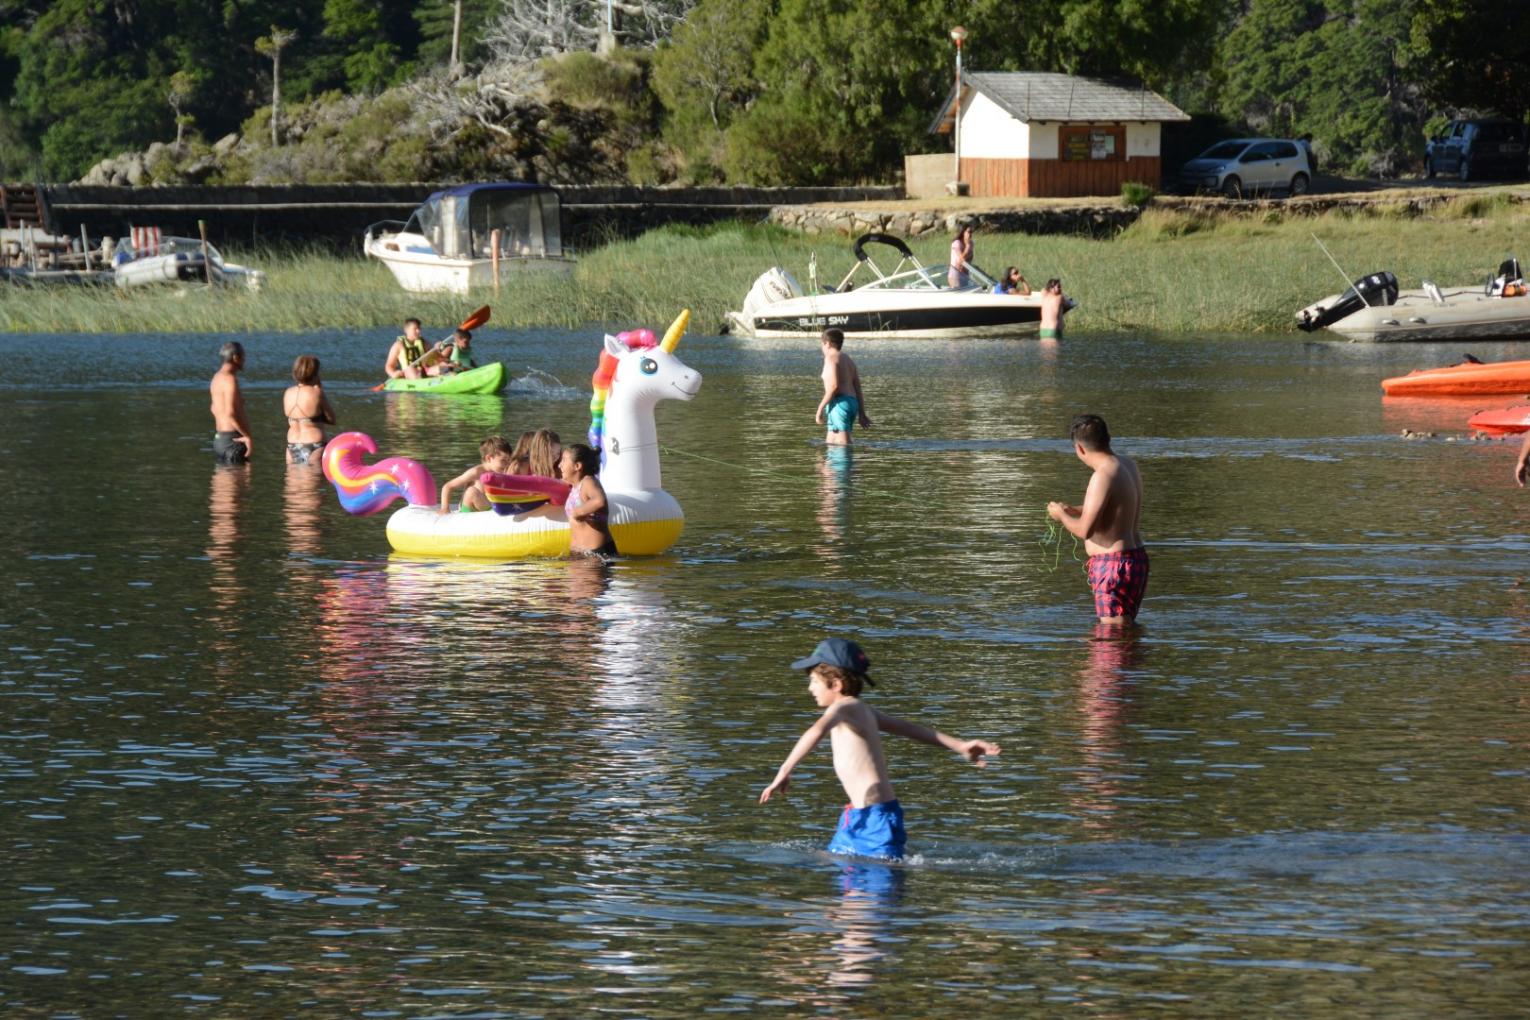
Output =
[{"x1": 364, "y1": 220, "x2": 409, "y2": 245}]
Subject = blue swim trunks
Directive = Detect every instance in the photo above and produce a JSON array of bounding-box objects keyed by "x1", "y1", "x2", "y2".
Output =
[
  {"x1": 826, "y1": 394, "x2": 859, "y2": 433},
  {"x1": 827, "y1": 800, "x2": 906, "y2": 860}
]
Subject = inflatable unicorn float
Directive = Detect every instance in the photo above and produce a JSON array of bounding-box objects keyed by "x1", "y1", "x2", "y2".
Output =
[{"x1": 323, "y1": 310, "x2": 702, "y2": 558}]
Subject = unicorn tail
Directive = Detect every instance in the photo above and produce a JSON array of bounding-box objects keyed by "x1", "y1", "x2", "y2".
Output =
[{"x1": 322, "y1": 431, "x2": 439, "y2": 516}]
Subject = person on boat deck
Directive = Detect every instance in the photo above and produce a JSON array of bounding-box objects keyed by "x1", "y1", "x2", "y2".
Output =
[
  {"x1": 948, "y1": 225, "x2": 974, "y2": 289},
  {"x1": 560, "y1": 443, "x2": 617, "y2": 558},
  {"x1": 1039, "y1": 278, "x2": 1067, "y2": 339},
  {"x1": 439, "y1": 436, "x2": 515, "y2": 514},
  {"x1": 210, "y1": 341, "x2": 253, "y2": 466},
  {"x1": 993, "y1": 266, "x2": 1031, "y2": 296},
  {"x1": 282, "y1": 355, "x2": 336, "y2": 466},
  {"x1": 385, "y1": 318, "x2": 434, "y2": 380}
]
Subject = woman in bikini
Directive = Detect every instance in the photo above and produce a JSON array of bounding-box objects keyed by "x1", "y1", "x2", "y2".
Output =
[{"x1": 283, "y1": 355, "x2": 336, "y2": 465}]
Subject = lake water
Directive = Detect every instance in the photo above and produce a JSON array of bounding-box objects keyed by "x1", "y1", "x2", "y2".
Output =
[{"x1": 1, "y1": 326, "x2": 1527, "y2": 1017}]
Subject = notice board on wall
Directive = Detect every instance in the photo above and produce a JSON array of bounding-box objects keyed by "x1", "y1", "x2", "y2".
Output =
[{"x1": 1060, "y1": 125, "x2": 1124, "y2": 161}]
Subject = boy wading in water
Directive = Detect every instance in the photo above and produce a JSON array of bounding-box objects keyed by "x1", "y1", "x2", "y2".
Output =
[
  {"x1": 759, "y1": 638, "x2": 1000, "y2": 860},
  {"x1": 1047, "y1": 414, "x2": 1147, "y2": 624},
  {"x1": 816, "y1": 329, "x2": 871, "y2": 446}
]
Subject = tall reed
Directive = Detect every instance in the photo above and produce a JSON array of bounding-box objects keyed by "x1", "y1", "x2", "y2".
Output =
[{"x1": 3, "y1": 202, "x2": 1526, "y2": 335}]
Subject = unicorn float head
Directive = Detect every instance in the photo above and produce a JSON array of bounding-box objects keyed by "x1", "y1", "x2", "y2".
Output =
[{"x1": 322, "y1": 310, "x2": 701, "y2": 559}]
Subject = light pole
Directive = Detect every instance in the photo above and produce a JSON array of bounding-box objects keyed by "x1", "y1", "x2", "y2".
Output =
[{"x1": 950, "y1": 26, "x2": 967, "y2": 193}]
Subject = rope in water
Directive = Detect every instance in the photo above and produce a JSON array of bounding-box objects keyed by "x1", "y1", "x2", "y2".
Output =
[
  {"x1": 1037, "y1": 511, "x2": 1085, "y2": 573},
  {"x1": 661, "y1": 444, "x2": 1081, "y2": 565},
  {"x1": 659, "y1": 442, "x2": 950, "y2": 509}
]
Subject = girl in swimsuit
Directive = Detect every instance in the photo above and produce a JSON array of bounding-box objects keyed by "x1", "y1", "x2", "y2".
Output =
[
  {"x1": 559, "y1": 443, "x2": 617, "y2": 558},
  {"x1": 283, "y1": 355, "x2": 336, "y2": 465}
]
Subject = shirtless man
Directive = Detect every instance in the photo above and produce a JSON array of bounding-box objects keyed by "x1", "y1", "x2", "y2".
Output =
[
  {"x1": 1047, "y1": 414, "x2": 1147, "y2": 623},
  {"x1": 759, "y1": 637, "x2": 1000, "y2": 860},
  {"x1": 815, "y1": 328, "x2": 871, "y2": 446},
  {"x1": 384, "y1": 318, "x2": 436, "y2": 380},
  {"x1": 210, "y1": 341, "x2": 253, "y2": 465},
  {"x1": 1039, "y1": 277, "x2": 1067, "y2": 339},
  {"x1": 1516, "y1": 431, "x2": 1530, "y2": 487}
]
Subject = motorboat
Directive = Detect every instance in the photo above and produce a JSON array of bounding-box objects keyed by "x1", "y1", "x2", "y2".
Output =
[
  {"x1": 724, "y1": 233, "x2": 1076, "y2": 339},
  {"x1": 113, "y1": 234, "x2": 265, "y2": 291},
  {"x1": 1297, "y1": 258, "x2": 1530, "y2": 342},
  {"x1": 364, "y1": 183, "x2": 575, "y2": 295}
]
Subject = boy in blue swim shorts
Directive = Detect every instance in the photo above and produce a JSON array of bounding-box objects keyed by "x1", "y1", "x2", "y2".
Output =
[
  {"x1": 815, "y1": 329, "x2": 872, "y2": 446},
  {"x1": 759, "y1": 638, "x2": 1001, "y2": 860}
]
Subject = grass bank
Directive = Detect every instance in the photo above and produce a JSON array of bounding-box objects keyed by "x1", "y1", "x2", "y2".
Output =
[{"x1": 3, "y1": 195, "x2": 1527, "y2": 335}]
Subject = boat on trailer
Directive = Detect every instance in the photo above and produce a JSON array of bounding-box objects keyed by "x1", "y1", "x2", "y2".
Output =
[
  {"x1": 113, "y1": 234, "x2": 265, "y2": 291},
  {"x1": 1297, "y1": 258, "x2": 1530, "y2": 342},
  {"x1": 364, "y1": 183, "x2": 576, "y2": 295},
  {"x1": 725, "y1": 233, "x2": 1075, "y2": 340}
]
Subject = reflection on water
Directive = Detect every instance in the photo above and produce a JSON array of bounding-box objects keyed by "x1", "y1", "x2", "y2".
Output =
[
  {"x1": 383, "y1": 391, "x2": 508, "y2": 442},
  {"x1": 814, "y1": 445, "x2": 852, "y2": 563},
  {"x1": 4, "y1": 330, "x2": 1529, "y2": 1017},
  {"x1": 205, "y1": 464, "x2": 250, "y2": 665},
  {"x1": 1069, "y1": 623, "x2": 1144, "y2": 835}
]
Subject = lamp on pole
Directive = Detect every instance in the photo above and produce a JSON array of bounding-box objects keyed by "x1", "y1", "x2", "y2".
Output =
[{"x1": 949, "y1": 26, "x2": 967, "y2": 192}]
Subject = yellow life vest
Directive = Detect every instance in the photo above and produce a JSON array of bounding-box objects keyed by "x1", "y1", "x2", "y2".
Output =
[{"x1": 398, "y1": 335, "x2": 428, "y2": 367}]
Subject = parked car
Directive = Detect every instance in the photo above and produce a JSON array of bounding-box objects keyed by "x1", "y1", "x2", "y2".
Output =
[
  {"x1": 1175, "y1": 138, "x2": 1313, "y2": 198},
  {"x1": 1425, "y1": 118, "x2": 1528, "y2": 181}
]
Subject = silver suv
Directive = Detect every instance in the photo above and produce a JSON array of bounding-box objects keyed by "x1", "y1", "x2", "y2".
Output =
[{"x1": 1176, "y1": 138, "x2": 1313, "y2": 198}]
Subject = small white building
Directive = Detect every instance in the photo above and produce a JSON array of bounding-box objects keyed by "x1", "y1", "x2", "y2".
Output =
[{"x1": 910, "y1": 72, "x2": 1189, "y2": 199}]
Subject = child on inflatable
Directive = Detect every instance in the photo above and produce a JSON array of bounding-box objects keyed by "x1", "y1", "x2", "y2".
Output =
[
  {"x1": 438, "y1": 436, "x2": 514, "y2": 514},
  {"x1": 560, "y1": 443, "x2": 616, "y2": 558}
]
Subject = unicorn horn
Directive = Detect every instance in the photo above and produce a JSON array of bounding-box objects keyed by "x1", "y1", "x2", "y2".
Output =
[{"x1": 660, "y1": 308, "x2": 691, "y2": 353}]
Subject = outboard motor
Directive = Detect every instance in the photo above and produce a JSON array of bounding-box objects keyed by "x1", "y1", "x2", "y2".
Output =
[
  {"x1": 1490, "y1": 257, "x2": 1526, "y2": 297},
  {"x1": 1298, "y1": 271, "x2": 1398, "y2": 332},
  {"x1": 740, "y1": 267, "x2": 804, "y2": 320}
]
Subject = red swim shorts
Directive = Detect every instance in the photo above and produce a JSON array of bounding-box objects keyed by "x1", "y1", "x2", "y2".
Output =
[{"x1": 1086, "y1": 547, "x2": 1149, "y2": 620}]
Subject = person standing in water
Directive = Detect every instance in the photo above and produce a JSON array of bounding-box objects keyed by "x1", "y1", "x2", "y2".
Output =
[
  {"x1": 210, "y1": 341, "x2": 253, "y2": 465},
  {"x1": 816, "y1": 329, "x2": 872, "y2": 447},
  {"x1": 282, "y1": 355, "x2": 336, "y2": 465},
  {"x1": 1039, "y1": 278, "x2": 1068, "y2": 339},
  {"x1": 1047, "y1": 414, "x2": 1147, "y2": 624},
  {"x1": 1515, "y1": 431, "x2": 1530, "y2": 487}
]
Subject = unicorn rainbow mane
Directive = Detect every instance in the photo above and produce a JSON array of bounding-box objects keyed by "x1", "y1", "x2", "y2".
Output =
[{"x1": 588, "y1": 327, "x2": 657, "y2": 453}]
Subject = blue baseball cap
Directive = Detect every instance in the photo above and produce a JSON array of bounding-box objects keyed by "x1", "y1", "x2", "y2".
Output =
[{"x1": 791, "y1": 638, "x2": 874, "y2": 683}]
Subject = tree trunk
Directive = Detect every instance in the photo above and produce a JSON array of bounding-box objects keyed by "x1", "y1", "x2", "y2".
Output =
[
  {"x1": 450, "y1": 0, "x2": 463, "y2": 79},
  {"x1": 271, "y1": 50, "x2": 282, "y2": 147}
]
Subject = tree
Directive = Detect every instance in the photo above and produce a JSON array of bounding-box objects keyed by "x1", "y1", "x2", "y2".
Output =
[
  {"x1": 256, "y1": 26, "x2": 299, "y2": 147},
  {"x1": 651, "y1": 0, "x2": 770, "y2": 171},
  {"x1": 168, "y1": 70, "x2": 200, "y2": 148},
  {"x1": 1406, "y1": 0, "x2": 1530, "y2": 121},
  {"x1": 415, "y1": 0, "x2": 497, "y2": 72},
  {"x1": 1218, "y1": 0, "x2": 1428, "y2": 175}
]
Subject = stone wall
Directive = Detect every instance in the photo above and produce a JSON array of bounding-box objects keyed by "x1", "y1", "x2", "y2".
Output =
[
  {"x1": 37, "y1": 183, "x2": 904, "y2": 250},
  {"x1": 769, "y1": 203, "x2": 1141, "y2": 239}
]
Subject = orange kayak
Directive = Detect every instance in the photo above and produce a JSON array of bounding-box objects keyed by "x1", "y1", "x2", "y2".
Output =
[
  {"x1": 1381, "y1": 358, "x2": 1530, "y2": 396},
  {"x1": 1467, "y1": 405, "x2": 1530, "y2": 435}
]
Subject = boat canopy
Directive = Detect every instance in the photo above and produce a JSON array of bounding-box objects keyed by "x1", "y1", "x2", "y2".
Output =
[{"x1": 404, "y1": 183, "x2": 564, "y2": 260}]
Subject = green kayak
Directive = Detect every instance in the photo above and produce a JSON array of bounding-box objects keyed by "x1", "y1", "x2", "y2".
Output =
[{"x1": 383, "y1": 362, "x2": 506, "y2": 394}]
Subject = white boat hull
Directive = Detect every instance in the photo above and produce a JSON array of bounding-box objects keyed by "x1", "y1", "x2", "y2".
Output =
[
  {"x1": 726, "y1": 290, "x2": 1064, "y2": 339},
  {"x1": 1298, "y1": 287, "x2": 1530, "y2": 342},
  {"x1": 366, "y1": 235, "x2": 574, "y2": 295}
]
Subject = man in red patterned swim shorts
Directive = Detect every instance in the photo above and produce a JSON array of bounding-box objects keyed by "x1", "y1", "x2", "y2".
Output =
[{"x1": 1047, "y1": 414, "x2": 1147, "y2": 624}]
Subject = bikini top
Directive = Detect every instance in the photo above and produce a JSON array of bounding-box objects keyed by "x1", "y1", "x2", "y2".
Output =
[{"x1": 565, "y1": 481, "x2": 609, "y2": 525}]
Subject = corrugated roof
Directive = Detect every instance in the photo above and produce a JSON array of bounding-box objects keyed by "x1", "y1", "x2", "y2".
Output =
[{"x1": 931, "y1": 72, "x2": 1189, "y2": 133}]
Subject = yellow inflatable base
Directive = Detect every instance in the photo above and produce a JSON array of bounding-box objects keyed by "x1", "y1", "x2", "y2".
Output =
[{"x1": 385, "y1": 516, "x2": 683, "y2": 559}]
